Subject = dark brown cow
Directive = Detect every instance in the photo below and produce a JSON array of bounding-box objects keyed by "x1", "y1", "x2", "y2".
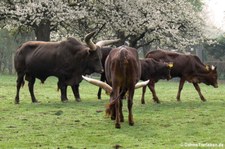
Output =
[
  {"x1": 142, "y1": 49, "x2": 218, "y2": 103},
  {"x1": 140, "y1": 58, "x2": 173, "y2": 104},
  {"x1": 83, "y1": 46, "x2": 147, "y2": 128},
  {"x1": 14, "y1": 31, "x2": 118, "y2": 104},
  {"x1": 97, "y1": 47, "x2": 113, "y2": 100}
]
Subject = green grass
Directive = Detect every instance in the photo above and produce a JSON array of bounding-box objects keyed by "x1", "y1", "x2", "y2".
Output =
[{"x1": 0, "y1": 75, "x2": 225, "y2": 149}]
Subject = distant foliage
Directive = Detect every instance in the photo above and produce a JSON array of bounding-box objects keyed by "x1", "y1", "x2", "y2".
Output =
[
  {"x1": 205, "y1": 35, "x2": 225, "y2": 60},
  {"x1": 1, "y1": 0, "x2": 205, "y2": 49},
  {"x1": 0, "y1": 0, "x2": 88, "y2": 41},
  {"x1": 86, "y1": 0, "x2": 205, "y2": 50}
]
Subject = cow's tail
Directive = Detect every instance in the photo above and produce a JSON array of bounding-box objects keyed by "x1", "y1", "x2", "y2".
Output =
[
  {"x1": 119, "y1": 48, "x2": 129, "y2": 78},
  {"x1": 105, "y1": 90, "x2": 125, "y2": 116}
]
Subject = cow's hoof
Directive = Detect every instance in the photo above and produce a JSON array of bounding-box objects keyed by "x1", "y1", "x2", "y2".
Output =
[
  {"x1": 32, "y1": 100, "x2": 39, "y2": 103},
  {"x1": 201, "y1": 99, "x2": 207, "y2": 102},
  {"x1": 62, "y1": 99, "x2": 68, "y2": 103},
  {"x1": 15, "y1": 100, "x2": 19, "y2": 104},
  {"x1": 111, "y1": 116, "x2": 116, "y2": 120},
  {"x1": 76, "y1": 98, "x2": 81, "y2": 102},
  {"x1": 154, "y1": 100, "x2": 160, "y2": 104},
  {"x1": 129, "y1": 122, "x2": 134, "y2": 126},
  {"x1": 115, "y1": 123, "x2": 121, "y2": 129}
]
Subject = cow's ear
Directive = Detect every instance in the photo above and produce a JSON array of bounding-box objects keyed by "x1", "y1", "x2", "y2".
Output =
[{"x1": 211, "y1": 65, "x2": 216, "y2": 71}]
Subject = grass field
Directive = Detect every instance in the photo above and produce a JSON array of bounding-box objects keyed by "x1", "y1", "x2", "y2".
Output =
[{"x1": 0, "y1": 75, "x2": 225, "y2": 149}]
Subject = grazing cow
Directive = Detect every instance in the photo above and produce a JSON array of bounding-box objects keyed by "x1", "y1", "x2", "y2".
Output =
[
  {"x1": 139, "y1": 58, "x2": 173, "y2": 104},
  {"x1": 141, "y1": 49, "x2": 218, "y2": 103},
  {"x1": 14, "y1": 31, "x2": 118, "y2": 104},
  {"x1": 83, "y1": 46, "x2": 148, "y2": 128}
]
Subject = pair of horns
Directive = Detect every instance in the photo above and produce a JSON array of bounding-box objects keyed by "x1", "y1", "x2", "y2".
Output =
[
  {"x1": 84, "y1": 31, "x2": 120, "y2": 51},
  {"x1": 82, "y1": 75, "x2": 149, "y2": 95}
]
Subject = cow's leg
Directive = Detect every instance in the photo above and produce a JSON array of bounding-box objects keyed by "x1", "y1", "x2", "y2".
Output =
[
  {"x1": 119, "y1": 98, "x2": 124, "y2": 122},
  {"x1": 148, "y1": 81, "x2": 160, "y2": 103},
  {"x1": 28, "y1": 76, "x2": 38, "y2": 103},
  {"x1": 141, "y1": 86, "x2": 147, "y2": 104},
  {"x1": 193, "y1": 83, "x2": 206, "y2": 102},
  {"x1": 71, "y1": 84, "x2": 81, "y2": 102},
  {"x1": 15, "y1": 73, "x2": 25, "y2": 104},
  {"x1": 58, "y1": 80, "x2": 68, "y2": 102},
  {"x1": 109, "y1": 92, "x2": 116, "y2": 120},
  {"x1": 97, "y1": 87, "x2": 102, "y2": 100},
  {"x1": 114, "y1": 87, "x2": 121, "y2": 128},
  {"x1": 127, "y1": 89, "x2": 134, "y2": 126},
  {"x1": 177, "y1": 78, "x2": 185, "y2": 101},
  {"x1": 97, "y1": 74, "x2": 105, "y2": 100}
]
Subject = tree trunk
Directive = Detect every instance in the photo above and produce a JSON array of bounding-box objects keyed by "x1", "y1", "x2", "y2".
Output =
[{"x1": 34, "y1": 19, "x2": 51, "y2": 41}]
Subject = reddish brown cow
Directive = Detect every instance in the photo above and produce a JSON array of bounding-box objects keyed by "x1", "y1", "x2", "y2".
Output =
[
  {"x1": 142, "y1": 49, "x2": 218, "y2": 103},
  {"x1": 140, "y1": 58, "x2": 173, "y2": 104},
  {"x1": 83, "y1": 46, "x2": 145, "y2": 128}
]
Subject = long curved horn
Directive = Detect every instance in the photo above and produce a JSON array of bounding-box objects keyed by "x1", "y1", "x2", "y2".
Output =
[
  {"x1": 82, "y1": 76, "x2": 149, "y2": 95},
  {"x1": 135, "y1": 80, "x2": 149, "y2": 89},
  {"x1": 96, "y1": 39, "x2": 120, "y2": 48},
  {"x1": 84, "y1": 31, "x2": 97, "y2": 51},
  {"x1": 82, "y1": 75, "x2": 112, "y2": 94}
]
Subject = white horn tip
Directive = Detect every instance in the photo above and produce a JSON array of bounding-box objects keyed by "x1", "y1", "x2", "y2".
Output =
[{"x1": 82, "y1": 75, "x2": 90, "y2": 82}]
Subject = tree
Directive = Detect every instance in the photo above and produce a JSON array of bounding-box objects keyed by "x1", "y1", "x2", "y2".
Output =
[
  {"x1": 0, "y1": 28, "x2": 34, "y2": 74},
  {"x1": 85, "y1": 0, "x2": 205, "y2": 53},
  {"x1": 1, "y1": 0, "x2": 207, "y2": 50},
  {"x1": 204, "y1": 35, "x2": 225, "y2": 60},
  {"x1": 0, "y1": 0, "x2": 88, "y2": 41}
]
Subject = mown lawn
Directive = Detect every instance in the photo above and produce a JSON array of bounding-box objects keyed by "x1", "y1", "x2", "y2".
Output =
[{"x1": 0, "y1": 75, "x2": 225, "y2": 149}]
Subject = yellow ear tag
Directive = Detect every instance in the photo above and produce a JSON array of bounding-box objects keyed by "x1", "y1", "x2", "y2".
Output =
[
  {"x1": 168, "y1": 63, "x2": 173, "y2": 68},
  {"x1": 205, "y1": 65, "x2": 209, "y2": 71}
]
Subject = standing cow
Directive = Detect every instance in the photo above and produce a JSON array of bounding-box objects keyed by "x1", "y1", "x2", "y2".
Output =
[
  {"x1": 97, "y1": 47, "x2": 113, "y2": 100},
  {"x1": 141, "y1": 49, "x2": 218, "y2": 103},
  {"x1": 14, "y1": 31, "x2": 118, "y2": 104},
  {"x1": 139, "y1": 58, "x2": 173, "y2": 104},
  {"x1": 83, "y1": 46, "x2": 149, "y2": 128}
]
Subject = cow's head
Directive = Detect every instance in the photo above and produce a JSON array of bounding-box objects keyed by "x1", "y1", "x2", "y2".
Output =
[
  {"x1": 154, "y1": 60, "x2": 173, "y2": 80},
  {"x1": 204, "y1": 65, "x2": 218, "y2": 88},
  {"x1": 83, "y1": 31, "x2": 120, "y2": 74}
]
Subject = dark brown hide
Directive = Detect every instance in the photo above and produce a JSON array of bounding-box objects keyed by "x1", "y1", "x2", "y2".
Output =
[
  {"x1": 14, "y1": 32, "x2": 103, "y2": 104},
  {"x1": 140, "y1": 58, "x2": 172, "y2": 104},
  {"x1": 97, "y1": 47, "x2": 113, "y2": 99}
]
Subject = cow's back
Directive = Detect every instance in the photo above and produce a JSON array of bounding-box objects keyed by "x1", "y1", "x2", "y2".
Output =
[
  {"x1": 14, "y1": 39, "x2": 89, "y2": 83},
  {"x1": 105, "y1": 46, "x2": 141, "y2": 87},
  {"x1": 146, "y1": 50, "x2": 194, "y2": 77}
]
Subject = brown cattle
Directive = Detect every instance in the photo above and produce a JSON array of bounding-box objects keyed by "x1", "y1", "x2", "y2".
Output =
[
  {"x1": 14, "y1": 31, "x2": 118, "y2": 103},
  {"x1": 142, "y1": 49, "x2": 218, "y2": 103},
  {"x1": 140, "y1": 58, "x2": 173, "y2": 104},
  {"x1": 97, "y1": 47, "x2": 113, "y2": 100},
  {"x1": 83, "y1": 46, "x2": 148, "y2": 128}
]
